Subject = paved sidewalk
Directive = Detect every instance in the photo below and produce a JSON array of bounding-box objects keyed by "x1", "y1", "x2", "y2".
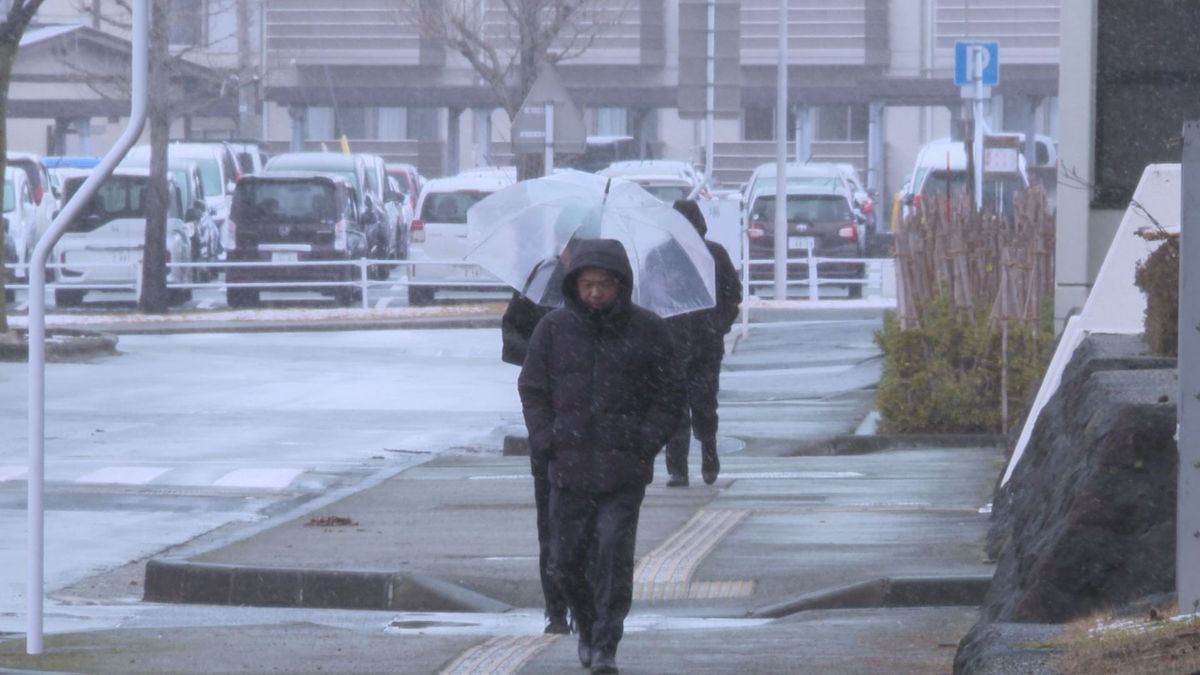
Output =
[
  {"x1": 0, "y1": 446, "x2": 999, "y2": 673},
  {"x1": 0, "y1": 302, "x2": 1005, "y2": 673}
]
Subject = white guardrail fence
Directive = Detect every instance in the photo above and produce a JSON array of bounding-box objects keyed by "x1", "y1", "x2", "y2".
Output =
[{"x1": 4, "y1": 252, "x2": 893, "y2": 310}]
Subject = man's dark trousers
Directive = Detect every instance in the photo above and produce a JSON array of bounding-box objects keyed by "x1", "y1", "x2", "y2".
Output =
[
  {"x1": 534, "y1": 475, "x2": 569, "y2": 621},
  {"x1": 547, "y1": 483, "x2": 646, "y2": 656},
  {"x1": 666, "y1": 348, "x2": 723, "y2": 478}
]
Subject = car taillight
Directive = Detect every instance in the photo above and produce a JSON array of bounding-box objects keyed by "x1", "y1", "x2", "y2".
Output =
[
  {"x1": 33, "y1": 184, "x2": 44, "y2": 205},
  {"x1": 747, "y1": 221, "x2": 765, "y2": 240},
  {"x1": 862, "y1": 199, "x2": 874, "y2": 215},
  {"x1": 221, "y1": 218, "x2": 236, "y2": 251},
  {"x1": 912, "y1": 193, "x2": 924, "y2": 210},
  {"x1": 411, "y1": 218, "x2": 425, "y2": 243},
  {"x1": 838, "y1": 223, "x2": 859, "y2": 242},
  {"x1": 334, "y1": 219, "x2": 348, "y2": 251}
]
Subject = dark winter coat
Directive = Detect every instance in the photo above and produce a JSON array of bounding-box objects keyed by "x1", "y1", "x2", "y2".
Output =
[
  {"x1": 501, "y1": 292, "x2": 551, "y2": 366},
  {"x1": 669, "y1": 200, "x2": 743, "y2": 359},
  {"x1": 518, "y1": 239, "x2": 686, "y2": 493}
]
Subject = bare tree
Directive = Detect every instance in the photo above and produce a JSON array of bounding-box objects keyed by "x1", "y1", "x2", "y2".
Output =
[
  {"x1": 0, "y1": 0, "x2": 47, "y2": 335},
  {"x1": 68, "y1": 0, "x2": 251, "y2": 312},
  {"x1": 396, "y1": 0, "x2": 629, "y2": 176}
]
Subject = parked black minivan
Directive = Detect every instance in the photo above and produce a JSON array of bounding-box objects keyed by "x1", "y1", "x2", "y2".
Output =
[
  {"x1": 223, "y1": 173, "x2": 366, "y2": 307},
  {"x1": 746, "y1": 186, "x2": 867, "y2": 297}
]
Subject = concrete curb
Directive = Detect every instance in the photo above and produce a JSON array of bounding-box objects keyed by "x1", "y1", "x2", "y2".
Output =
[
  {"x1": 43, "y1": 315, "x2": 502, "y2": 336},
  {"x1": 748, "y1": 574, "x2": 994, "y2": 619},
  {"x1": 143, "y1": 558, "x2": 511, "y2": 613},
  {"x1": 502, "y1": 432, "x2": 1005, "y2": 458},
  {"x1": 0, "y1": 328, "x2": 119, "y2": 362}
]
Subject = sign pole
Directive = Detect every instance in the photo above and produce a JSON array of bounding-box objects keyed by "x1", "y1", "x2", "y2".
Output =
[
  {"x1": 705, "y1": 0, "x2": 715, "y2": 186},
  {"x1": 543, "y1": 102, "x2": 554, "y2": 175},
  {"x1": 773, "y1": 0, "x2": 788, "y2": 301},
  {"x1": 973, "y1": 47, "x2": 985, "y2": 211}
]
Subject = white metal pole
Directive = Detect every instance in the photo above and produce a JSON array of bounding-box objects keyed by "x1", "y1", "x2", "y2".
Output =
[
  {"x1": 773, "y1": 0, "x2": 788, "y2": 301},
  {"x1": 544, "y1": 102, "x2": 554, "y2": 175},
  {"x1": 25, "y1": 0, "x2": 149, "y2": 656},
  {"x1": 1179, "y1": 121, "x2": 1200, "y2": 615},
  {"x1": 705, "y1": 0, "x2": 715, "y2": 189},
  {"x1": 973, "y1": 47, "x2": 984, "y2": 211}
]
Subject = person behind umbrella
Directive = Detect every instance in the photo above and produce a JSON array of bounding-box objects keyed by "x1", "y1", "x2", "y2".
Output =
[
  {"x1": 664, "y1": 199, "x2": 743, "y2": 487},
  {"x1": 518, "y1": 238, "x2": 685, "y2": 674},
  {"x1": 500, "y1": 269, "x2": 566, "y2": 635}
]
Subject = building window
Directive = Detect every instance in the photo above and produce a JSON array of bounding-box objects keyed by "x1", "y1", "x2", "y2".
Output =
[
  {"x1": 743, "y1": 107, "x2": 798, "y2": 142},
  {"x1": 377, "y1": 108, "x2": 408, "y2": 140},
  {"x1": 168, "y1": 0, "x2": 206, "y2": 48},
  {"x1": 815, "y1": 105, "x2": 868, "y2": 141},
  {"x1": 306, "y1": 107, "x2": 335, "y2": 139},
  {"x1": 593, "y1": 107, "x2": 629, "y2": 136}
]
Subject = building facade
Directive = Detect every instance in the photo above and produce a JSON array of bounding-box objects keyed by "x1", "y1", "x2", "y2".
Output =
[{"x1": 9, "y1": 0, "x2": 1060, "y2": 214}]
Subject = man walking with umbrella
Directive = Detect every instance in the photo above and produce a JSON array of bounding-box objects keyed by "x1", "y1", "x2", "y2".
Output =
[
  {"x1": 665, "y1": 199, "x2": 743, "y2": 486},
  {"x1": 518, "y1": 238, "x2": 685, "y2": 674}
]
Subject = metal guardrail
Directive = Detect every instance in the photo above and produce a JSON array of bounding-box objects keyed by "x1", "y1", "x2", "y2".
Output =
[
  {"x1": 742, "y1": 245, "x2": 871, "y2": 301},
  {"x1": 4, "y1": 258, "x2": 511, "y2": 310}
]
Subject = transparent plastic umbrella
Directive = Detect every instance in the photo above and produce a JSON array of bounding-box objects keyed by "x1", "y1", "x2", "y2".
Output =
[{"x1": 464, "y1": 170, "x2": 715, "y2": 317}]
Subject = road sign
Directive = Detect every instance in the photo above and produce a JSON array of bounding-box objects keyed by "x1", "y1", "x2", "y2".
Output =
[
  {"x1": 954, "y1": 41, "x2": 999, "y2": 87},
  {"x1": 511, "y1": 66, "x2": 586, "y2": 155}
]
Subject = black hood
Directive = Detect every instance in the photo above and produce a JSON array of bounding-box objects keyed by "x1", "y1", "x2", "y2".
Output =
[
  {"x1": 673, "y1": 199, "x2": 707, "y2": 237},
  {"x1": 561, "y1": 238, "x2": 634, "y2": 310}
]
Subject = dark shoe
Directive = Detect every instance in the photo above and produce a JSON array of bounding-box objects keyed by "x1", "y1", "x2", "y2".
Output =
[
  {"x1": 701, "y1": 441, "x2": 720, "y2": 485},
  {"x1": 666, "y1": 474, "x2": 689, "y2": 487},
  {"x1": 545, "y1": 615, "x2": 571, "y2": 634},
  {"x1": 577, "y1": 637, "x2": 593, "y2": 668},
  {"x1": 590, "y1": 651, "x2": 618, "y2": 674}
]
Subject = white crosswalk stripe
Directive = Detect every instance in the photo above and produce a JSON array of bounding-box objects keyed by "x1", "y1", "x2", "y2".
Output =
[
  {"x1": 213, "y1": 468, "x2": 304, "y2": 489},
  {"x1": 76, "y1": 466, "x2": 170, "y2": 485},
  {"x1": 0, "y1": 464, "x2": 313, "y2": 490}
]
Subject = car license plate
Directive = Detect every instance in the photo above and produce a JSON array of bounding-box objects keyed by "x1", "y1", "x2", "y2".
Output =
[
  {"x1": 788, "y1": 236, "x2": 816, "y2": 250},
  {"x1": 272, "y1": 251, "x2": 298, "y2": 264}
]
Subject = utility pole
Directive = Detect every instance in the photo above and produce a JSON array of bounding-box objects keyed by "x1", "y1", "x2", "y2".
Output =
[{"x1": 236, "y1": 0, "x2": 255, "y2": 139}]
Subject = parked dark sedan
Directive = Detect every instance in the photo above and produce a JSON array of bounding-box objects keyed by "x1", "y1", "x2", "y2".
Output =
[
  {"x1": 746, "y1": 186, "x2": 866, "y2": 297},
  {"x1": 223, "y1": 173, "x2": 367, "y2": 307}
]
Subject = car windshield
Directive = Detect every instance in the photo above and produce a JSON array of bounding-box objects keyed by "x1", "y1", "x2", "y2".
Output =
[
  {"x1": 750, "y1": 194, "x2": 854, "y2": 224},
  {"x1": 231, "y1": 180, "x2": 338, "y2": 223},
  {"x1": 922, "y1": 170, "x2": 1025, "y2": 214},
  {"x1": 755, "y1": 176, "x2": 845, "y2": 195},
  {"x1": 170, "y1": 170, "x2": 193, "y2": 205},
  {"x1": 3, "y1": 181, "x2": 14, "y2": 212},
  {"x1": 639, "y1": 184, "x2": 691, "y2": 203},
  {"x1": 65, "y1": 175, "x2": 180, "y2": 225},
  {"x1": 193, "y1": 158, "x2": 222, "y2": 197},
  {"x1": 421, "y1": 190, "x2": 490, "y2": 224}
]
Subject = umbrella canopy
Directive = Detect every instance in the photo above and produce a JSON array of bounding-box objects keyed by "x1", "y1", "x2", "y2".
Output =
[{"x1": 465, "y1": 170, "x2": 716, "y2": 317}]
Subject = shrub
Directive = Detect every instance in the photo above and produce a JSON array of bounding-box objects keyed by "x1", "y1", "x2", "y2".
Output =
[
  {"x1": 874, "y1": 293, "x2": 1053, "y2": 434},
  {"x1": 1133, "y1": 235, "x2": 1178, "y2": 357}
]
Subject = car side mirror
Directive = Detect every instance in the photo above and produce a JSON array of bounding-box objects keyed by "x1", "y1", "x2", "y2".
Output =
[
  {"x1": 902, "y1": 194, "x2": 914, "y2": 206},
  {"x1": 385, "y1": 190, "x2": 402, "y2": 203}
]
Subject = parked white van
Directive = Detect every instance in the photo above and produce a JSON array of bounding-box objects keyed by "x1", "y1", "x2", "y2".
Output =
[
  {"x1": 406, "y1": 170, "x2": 514, "y2": 305},
  {"x1": 52, "y1": 169, "x2": 196, "y2": 307},
  {"x1": 900, "y1": 137, "x2": 1030, "y2": 218},
  {"x1": 3, "y1": 166, "x2": 38, "y2": 284}
]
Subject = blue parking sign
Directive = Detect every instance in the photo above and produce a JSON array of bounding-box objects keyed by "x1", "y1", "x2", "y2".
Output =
[{"x1": 954, "y1": 41, "x2": 999, "y2": 86}]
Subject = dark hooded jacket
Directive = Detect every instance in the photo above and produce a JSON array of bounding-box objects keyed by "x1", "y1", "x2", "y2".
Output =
[
  {"x1": 518, "y1": 239, "x2": 686, "y2": 492},
  {"x1": 669, "y1": 199, "x2": 743, "y2": 358}
]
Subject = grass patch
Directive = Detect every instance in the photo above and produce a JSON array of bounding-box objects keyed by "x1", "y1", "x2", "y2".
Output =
[{"x1": 1048, "y1": 608, "x2": 1200, "y2": 675}]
